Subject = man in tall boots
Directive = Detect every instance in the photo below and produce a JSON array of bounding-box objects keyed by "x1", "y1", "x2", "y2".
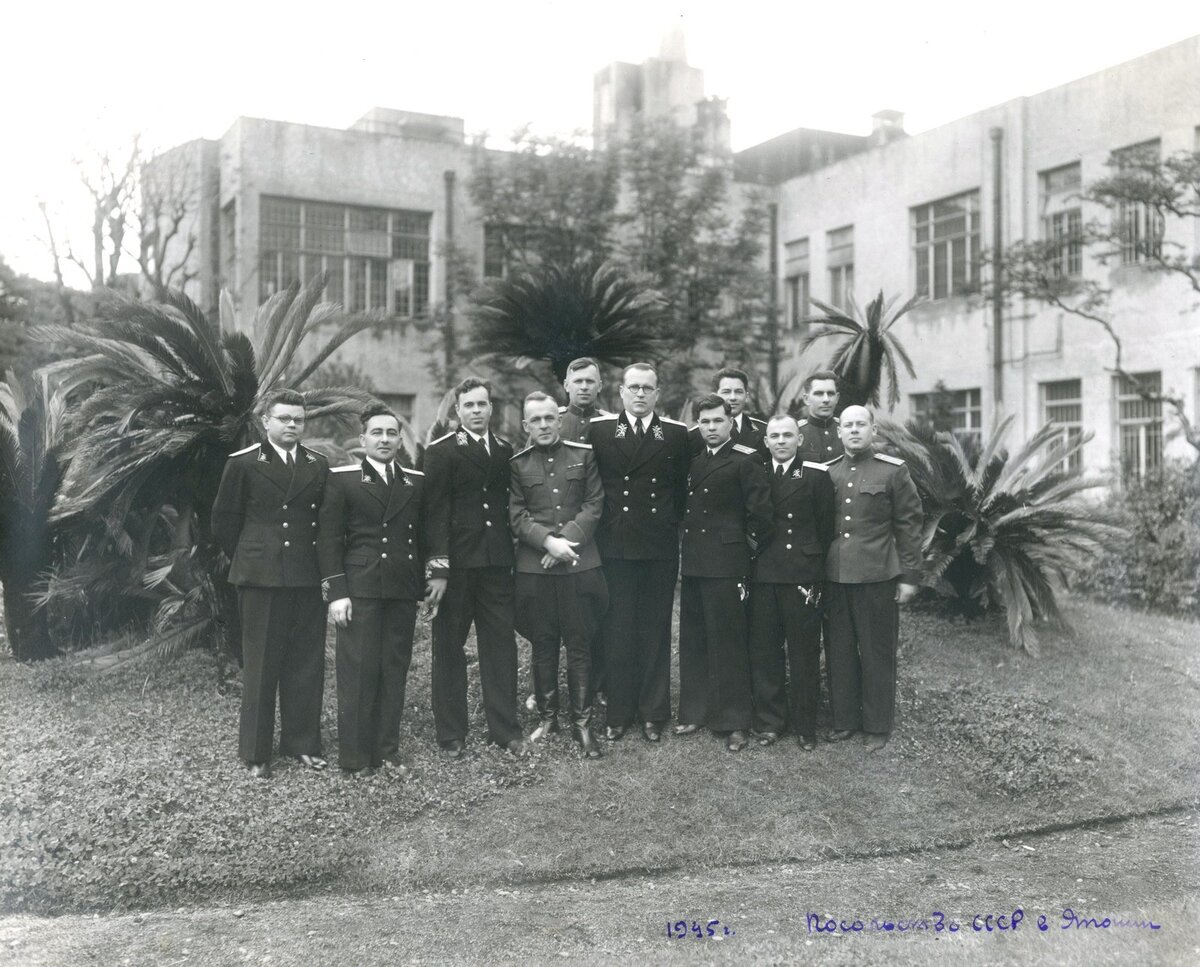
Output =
[
  {"x1": 510, "y1": 392, "x2": 607, "y2": 758},
  {"x1": 588, "y1": 363, "x2": 689, "y2": 743},
  {"x1": 748, "y1": 415, "x2": 835, "y2": 751},
  {"x1": 423, "y1": 377, "x2": 526, "y2": 758},
  {"x1": 212, "y1": 389, "x2": 328, "y2": 778},
  {"x1": 675, "y1": 395, "x2": 773, "y2": 751},
  {"x1": 318, "y1": 403, "x2": 442, "y2": 777},
  {"x1": 824, "y1": 405, "x2": 924, "y2": 752}
]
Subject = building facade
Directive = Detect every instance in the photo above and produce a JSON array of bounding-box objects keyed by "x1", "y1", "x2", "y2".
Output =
[{"x1": 769, "y1": 35, "x2": 1200, "y2": 479}]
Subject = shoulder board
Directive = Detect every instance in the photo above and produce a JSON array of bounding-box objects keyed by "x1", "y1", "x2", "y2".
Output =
[
  {"x1": 563, "y1": 440, "x2": 592, "y2": 449},
  {"x1": 400, "y1": 466, "x2": 423, "y2": 476},
  {"x1": 558, "y1": 405, "x2": 568, "y2": 413},
  {"x1": 825, "y1": 454, "x2": 845, "y2": 465},
  {"x1": 597, "y1": 408, "x2": 615, "y2": 417},
  {"x1": 797, "y1": 419, "x2": 808, "y2": 427},
  {"x1": 510, "y1": 445, "x2": 534, "y2": 460},
  {"x1": 427, "y1": 431, "x2": 455, "y2": 447},
  {"x1": 749, "y1": 417, "x2": 766, "y2": 427},
  {"x1": 802, "y1": 461, "x2": 829, "y2": 471},
  {"x1": 732, "y1": 443, "x2": 757, "y2": 455},
  {"x1": 494, "y1": 435, "x2": 512, "y2": 449},
  {"x1": 229, "y1": 443, "x2": 261, "y2": 457},
  {"x1": 331, "y1": 464, "x2": 360, "y2": 473},
  {"x1": 660, "y1": 417, "x2": 687, "y2": 427},
  {"x1": 875, "y1": 453, "x2": 904, "y2": 466},
  {"x1": 590, "y1": 414, "x2": 618, "y2": 422}
]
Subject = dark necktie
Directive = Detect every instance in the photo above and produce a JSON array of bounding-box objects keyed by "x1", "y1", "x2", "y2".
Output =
[
  {"x1": 775, "y1": 463, "x2": 785, "y2": 479},
  {"x1": 634, "y1": 420, "x2": 645, "y2": 443},
  {"x1": 386, "y1": 463, "x2": 395, "y2": 487},
  {"x1": 286, "y1": 450, "x2": 295, "y2": 471}
]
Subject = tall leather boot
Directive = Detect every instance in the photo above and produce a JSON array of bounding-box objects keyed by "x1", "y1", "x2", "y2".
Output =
[
  {"x1": 568, "y1": 664, "x2": 602, "y2": 759},
  {"x1": 529, "y1": 647, "x2": 560, "y2": 743}
]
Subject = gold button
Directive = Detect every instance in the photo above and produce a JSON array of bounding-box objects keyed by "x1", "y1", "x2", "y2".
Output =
[
  {"x1": 845, "y1": 498, "x2": 852, "y2": 503},
  {"x1": 382, "y1": 538, "x2": 388, "y2": 544},
  {"x1": 555, "y1": 505, "x2": 562, "y2": 510},
  {"x1": 408, "y1": 555, "x2": 414, "y2": 560},
  {"x1": 283, "y1": 541, "x2": 290, "y2": 547},
  {"x1": 787, "y1": 513, "x2": 794, "y2": 519},
  {"x1": 623, "y1": 490, "x2": 630, "y2": 496},
  {"x1": 311, "y1": 503, "x2": 317, "y2": 509},
  {"x1": 483, "y1": 503, "x2": 489, "y2": 510},
  {"x1": 651, "y1": 508, "x2": 657, "y2": 514},
  {"x1": 848, "y1": 482, "x2": 854, "y2": 488},
  {"x1": 786, "y1": 544, "x2": 792, "y2": 550},
  {"x1": 282, "y1": 504, "x2": 288, "y2": 510},
  {"x1": 282, "y1": 523, "x2": 288, "y2": 529},
  {"x1": 844, "y1": 515, "x2": 851, "y2": 521},
  {"x1": 485, "y1": 521, "x2": 493, "y2": 527},
  {"x1": 381, "y1": 553, "x2": 388, "y2": 559},
  {"x1": 548, "y1": 457, "x2": 554, "y2": 463},
  {"x1": 623, "y1": 506, "x2": 629, "y2": 512},
  {"x1": 843, "y1": 532, "x2": 850, "y2": 538}
]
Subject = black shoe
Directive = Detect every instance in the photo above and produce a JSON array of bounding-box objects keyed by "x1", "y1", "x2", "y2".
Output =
[
  {"x1": 726, "y1": 730, "x2": 749, "y2": 752},
  {"x1": 642, "y1": 722, "x2": 662, "y2": 743},
  {"x1": 439, "y1": 739, "x2": 465, "y2": 759},
  {"x1": 828, "y1": 729, "x2": 858, "y2": 742},
  {"x1": 863, "y1": 732, "x2": 890, "y2": 753},
  {"x1": 755, "y1": 731, "x2": 780, "y2": 747},
  {"x1": 246, "y1": 761, "x2": 271, "y2": 779},
  {"x1": 797, "y1": 735, "x2": 817, "y2": 752},
  {"x1": 294, "y1": 754, "x2": 327, "y2": 770},
  {"x1": 604, "y1": 725, "x2": 626, "y2": 741},
  {"x1": 505, "y1": 738, "x2": 530, "y2": 757},
  {"x1": 574, "y1": 725, "x2": 604, "y2": 759},
  {"x1": 673, "y1": 723, "x2": 701, "y2": 736}
]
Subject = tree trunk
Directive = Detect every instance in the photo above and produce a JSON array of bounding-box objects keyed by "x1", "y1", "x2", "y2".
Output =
[{"x1": 1, "y1": 577, "x2": 55, "y2": 661}]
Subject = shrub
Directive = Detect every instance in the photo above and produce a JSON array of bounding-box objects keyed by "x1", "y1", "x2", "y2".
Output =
[{"x1": 1077, "y1": 462, "x2": 1200, "y2": 616}]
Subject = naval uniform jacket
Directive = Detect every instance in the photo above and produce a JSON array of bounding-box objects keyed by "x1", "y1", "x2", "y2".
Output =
[
  {"x1": 681, "y1": 441, "x2": 773, "y2": 579},
  {"x1": 688, "y1": 414, "x2": 768, "y2": 459},
  {"x1": 825, "y1": 450, "x2": 924, "y2": 585},
  {"x1": 317, "y1": 460, "x2": 428, "y2": 602},
  {"x1": 422, "y1": 429, "x2": 516, "y2": 570},
  {"x1": 752, "y1": 459, "x2": 836, "y2": 586},
  {"x1": 212, "y1": 442, "x2": 328, "y2": 587},
  {"x1": 509, "y1": 439, "x2": 604, "y2": 574},
  {"x1": 588, "y1": 412, "x2": 689, "y2": 561}
]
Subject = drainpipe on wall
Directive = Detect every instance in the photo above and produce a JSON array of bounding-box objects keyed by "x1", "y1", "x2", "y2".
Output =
[
  {"x1": 990, "y1": 127, "x2": 1004, "y2": 410},
  {"x1": 443, "y1": 170, "x2": 457, "y2": 386},
  {"x1": 767, "y1": 201, "x2": 780, "y2": 400}
]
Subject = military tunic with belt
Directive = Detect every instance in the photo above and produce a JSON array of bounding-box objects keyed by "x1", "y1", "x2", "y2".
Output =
[
  {"x1": 824, "y1": 450, "x2": 924, "y2": 735},
  {"x1": 422, "y1": 428, "x2": 523, "y2": 747},
  {"x1": 749, "y1": 457, "x2": 835, "y2": 739},
  {"x1": 678, "y1": 440, "x2": 773, "y2": 732},
  {"x1": 317, "y1": 459, "x2": 428, "y2": 770},
  {"x1": 797, "y1": 415, "x2": 844, "y2": 465},
  {"x1": 509, "y1": 439, "x2": 607, "y2": 722},
  {"x1": 212, "y1": 441, "x2": 328, "y2": 764},
  {"x1": 588, "y1": 412, "x2": 689, "y2": 728}
]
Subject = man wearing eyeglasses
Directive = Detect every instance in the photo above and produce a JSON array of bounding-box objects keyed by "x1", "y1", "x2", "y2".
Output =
[
  {"x1": 588, "y1": 363, "x2": 689, "y2": 743},
  {"x1": 213, "y1": 390, "x2": 329, "y2": 779}
]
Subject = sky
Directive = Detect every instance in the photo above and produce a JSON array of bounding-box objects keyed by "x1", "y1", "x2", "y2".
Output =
[{"x1": 4, "y1": 0, "x2": 1199, "y2": 284}]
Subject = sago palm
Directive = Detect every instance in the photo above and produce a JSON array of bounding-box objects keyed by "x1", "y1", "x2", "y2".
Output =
[
  {"x1": 800, "y1": 291, "x2": 920, "y2": 410},
  {"x1": 37, "y1": 278, "x2": 376, "y2": 657},
  {"x1": 0, "y1": 371, "x2": 68, "y2": 659},
  {"x1": 878, "y1": 416, "x2": 1123, "y2": 653},
  {"x1": 468, "y1": 260, "x2": 667, "y2": 381}
]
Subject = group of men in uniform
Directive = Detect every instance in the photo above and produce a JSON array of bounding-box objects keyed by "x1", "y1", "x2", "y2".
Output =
[{"x1": 212, "y1": 359, "x2": 923, "y2": 778}]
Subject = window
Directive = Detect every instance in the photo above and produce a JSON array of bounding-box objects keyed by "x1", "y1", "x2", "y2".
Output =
[
  {"x1": 259, "y1": 197, "x2": 431, "y2": 317},
  {"x1": 826, "y1": 226, "x2": 853, "y2": 309},
  {"x1": 911, "y1": 190, "x2": 980, "y2": 299},
  {"x1": 1115, "y1": 371, "x2": 1162, "y2": 480},
  {"x1": 483, "y1": 224, "x2": 530, "y2": 279},
  {"x1": 1112, "y1": 140, "x2": 1164, "y2": 264},
  {"x1": 910, "y1": 387, "x2": 982, "y2": 445},
  {"x1": 379, "y1": 393, "x2": 415, "y2": 424},
  {"x1": 1040, "y1": 379, "x2": 1083, "y2": 473},
  {"x1": 1040, "y1": 163, "x2": 1083, "y2": 278},
  {"x1": 784, "y1": 237, "x2": 810, "y2": 329}
]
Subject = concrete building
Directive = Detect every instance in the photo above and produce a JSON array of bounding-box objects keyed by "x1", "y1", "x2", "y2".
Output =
[{"x1": 767, "y1": 35, "x2": 1200, "y2": 479}]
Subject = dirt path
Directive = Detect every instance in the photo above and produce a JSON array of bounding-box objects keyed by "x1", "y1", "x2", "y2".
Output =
[{"x1": 3, "y1": 810, "x2": 1195, "y2": 966}]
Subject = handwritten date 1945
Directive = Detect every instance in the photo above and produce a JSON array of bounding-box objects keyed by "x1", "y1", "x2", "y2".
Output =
[{"x1": 666, "y1": 919, "x2": 735, "y2": 939}]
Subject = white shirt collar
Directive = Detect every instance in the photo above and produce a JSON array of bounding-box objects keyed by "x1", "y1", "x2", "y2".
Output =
[
  {"x1": 269, "y1": 441, "x2": 298, "y2": 463},
  {"x1": 365, "y1": 456, "x2": 394, "y2": 480},
  {"x1": 465, "y1": 428, "x2": 488, "y2": 447},
  {"x1": 733, "y1": 413, "x2": 744, "y2": 432},
  {"x1": 773, "y1": 456, "x2": 794, "y2": 475},
  {"x1": 623, "y1": 411, "x2": 653, "y2": 432}
]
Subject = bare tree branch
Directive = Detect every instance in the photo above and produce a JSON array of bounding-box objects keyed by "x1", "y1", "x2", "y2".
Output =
[{"x1": 36, "y1": 201, "x2": 77, "y2": 325}]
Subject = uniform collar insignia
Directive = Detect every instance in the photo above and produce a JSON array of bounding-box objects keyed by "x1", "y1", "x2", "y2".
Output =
[
  {"x1": 304, "y1": 450, "x2": 317, "y2": 463},
  {"x1": 400, "y1": 471, "x2": 413, "y2": 486},
  {"x1": 257, "y1": 450, "x2": 269, "y2": 463},
  {"x1": 455, "y1": 430, "x2": 469, "y2": 446},
  {"x1": 615, "y1": 422, "x2": 628, "y2": 439},
  {"x1": 792, "y1": 468, "x2": 802, "y2": 478},
  {"x1": 651, "y1": 423, "x2": 664, "y2": 440}
]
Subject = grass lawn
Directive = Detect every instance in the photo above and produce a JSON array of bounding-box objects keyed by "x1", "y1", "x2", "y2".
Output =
[{"x1": 1, "y1": 597, "x2": 1197, "y2": 921}]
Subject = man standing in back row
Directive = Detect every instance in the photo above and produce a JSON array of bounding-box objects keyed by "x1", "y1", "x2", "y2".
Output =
[
  {"x1": 796, "y1": 371, "x2": 844, "y2": 465},
  {"x1": 824, "y1": 405, "x2": 923, "y2": 752},
  {"x1": 588, "y1": 363, "x2": 689, "y2": 743}
]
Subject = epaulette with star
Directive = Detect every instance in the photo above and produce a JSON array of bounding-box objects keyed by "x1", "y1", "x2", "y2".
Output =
[
  {"x1": 660, "y1": 417, "x2": 687, "y2": 427},
  {"x1": 875, "y1": 453, "x2": 904, "y2": 466},
  {"x1": 563, "y1": 440, "x2": 592, "y2": 449},
  {"x1": 510, "y1": 445, "x2": 534, "y2": 460},
  {"x1": 802, "y1": 461, "x2": 829, "y2": 471},
  {"x1": 590, "y1": 413, "x2": 618, "y2": 422},
  {"x1": 229, "y1": 442, "x2": 261, "y2": 457},
  {"x1": 732, "y1": 443, "x2": 757, "y2": 455}
]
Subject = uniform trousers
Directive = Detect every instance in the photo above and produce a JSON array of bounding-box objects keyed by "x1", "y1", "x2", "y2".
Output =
[
  {"x1": 336, "y1": 597, "x2": 417, "y2": 770},
  {"x1": 237, "y1": 586, "x2": 325, "y2": 763},
  {"x1": 749, "y1": 583, "x2": 822, "y2": 738},
  {"x1": 515, "y1": 569, "x2": 609, "y2": 707},
  {"x1": 827, "y1": 579, "x2": 899, "y2": 734},
  {"x1": 431, "y1": 565, "x2": 522, "y2": 745},
  {"x1": 601, "y1": 557, "x2": 677, "y2": 727},
  {"x1": 678, "y1": 577, "x2": 753, "y2": 732}
]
